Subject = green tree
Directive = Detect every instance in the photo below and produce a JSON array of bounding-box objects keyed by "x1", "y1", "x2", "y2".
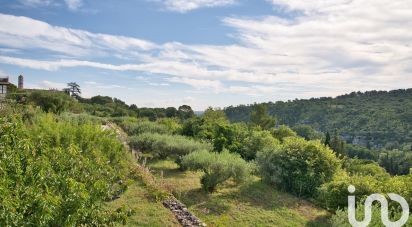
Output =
[
  {"x1": 257, "y1": 137, "x2": 341, "y2": 197},
  {"x1": 324, "y1": 132, "x2": 331, "y2": 146},
  {"x1": 271, "y1": 125, "x2": 297, "y2": 141},
  {"x1": 66, "y1": 82, "x2": 81, "y2": 98},
  {"x1": 182, "y1": 150, "x2": 250, "y2": 192},
  {"x1": 292, "y1": 125, "x2": 323, "y2": 141},
  {"x1": 165, "y1": 107, "x2": 178, "y2": 118},
  {"x1": 178, "y1": 105, "x2": 195, "y2": 120},
  {"x1": 329, "y1": 132, "x2": 346, "y2": 157},
  {"x1": 250, "y1": 104, "x2": 276, "y2": 130}
]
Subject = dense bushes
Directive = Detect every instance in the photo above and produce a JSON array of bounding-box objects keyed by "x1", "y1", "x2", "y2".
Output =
[
  {"x1": 318, "y1": 164, "x2": 412, "y2": 211},
  {"x1": 316, "y1": 172, "x2": 382, "y2": 210},
  {"x1": 225, "y1": 88, "x2": 412, "y2": 150},
  {"x1": 129, "y1": 133, "x2": 212, "y2": 161},
  {"x1": 343, "y1": 159, "x2": 389, "y2": 178},
  {"x1": 120, "y1": 119, "x2": 173, "y2": 135},
  {"x1": 28, "y1": 90, "x2": 81, "y2": 114},
  {"x1": 115, "y1": 117, "x2": 182, "y2": 136},
  {"x1": 238, "y1": 130, "x2": 279, "y2": 160},
  {"x1": 331, "y1": 203, "x2": 412, "y2": 227},
  {"x1": 0, "y1": 114, "x2": 131, "y2": 226},
  {"x1": 257, "y1": 137, "x2": 341, "y2": 197},
  {"x1": 181, "y1": 150, "x2": 251, "y2": 192},
  {"x1": 379, "y1": 150, "x2": 412, "y2": 175}
]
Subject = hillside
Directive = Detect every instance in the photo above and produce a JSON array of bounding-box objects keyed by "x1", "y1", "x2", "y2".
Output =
[{"x1": 224, "y1": 89, "x2": 412, "y2": 150}]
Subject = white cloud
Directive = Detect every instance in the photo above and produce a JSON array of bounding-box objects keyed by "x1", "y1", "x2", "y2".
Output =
[
  {"x1": 148, "y1": 82, "x2": 170, "y2": 86},
  {"x1": 182, "y1": 96, "x2": 195, "y2": 103},
  {"x1": 1, "y1": 0, "x2": 412, "y2": 105},
  {"x1": 159, "y1": 0, "x2": 236, "y2": 13},
  {"x1": 168, "y1": 77, "x2": 223, "y2": 92},
  {"x1": 64, "y1": 0, "x2": 82, "y2": 11},
  {"x1": 38, "y1": 80, "x2": 67, "y2": 90},
  {"x1": 0, "y1": 14, "x2": 156, "y2": 57},
  {"x1": 18, "y1": 0, "x2": 53, "y2": 7}
]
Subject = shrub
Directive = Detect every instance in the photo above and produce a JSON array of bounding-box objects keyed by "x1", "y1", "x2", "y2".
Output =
[
  {"x1": 331, "y1": 203, "x2": 412, "y2": 227},
  {"x1": 292, "y1": 124, "x2": 324, "y2": 141},
  {"x1": 256, "y1": 137, "x2": 340, "y2": 197},
  {"x1": 0, "y1": 114, "x2": 131, "y2": 226},
  {"x1": 119, "y1": 120, "x2": 172, "y2": 136},
  {"x1": 318, "y1": 167, "x2": 412, "y2": 211},
  {"x1": 181, "y1": 150, "x2": 250, "y2": 192},
  {"x1": 129, "y1": 133, "x2": 212, "y2": 161},
  {"x1": 343, "y1": 158, "x2": 390, "y2": 178},
  {"x1": 237, "y1": 130, "x2": 279, "y2": 160},
  {"x1": 271, "y1": 125, "x2": 297, "y2": 141},
  {"x1": 316, "y1": 171, "x2": 382, "y2": 211},
  {"x1": 28, "y1": 90, "x2": 80, "y2": 114}
]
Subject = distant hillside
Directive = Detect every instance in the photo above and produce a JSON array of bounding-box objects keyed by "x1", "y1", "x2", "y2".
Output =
[{"x1": 224, "y1": 89, "x2": 412, "y2": 150}]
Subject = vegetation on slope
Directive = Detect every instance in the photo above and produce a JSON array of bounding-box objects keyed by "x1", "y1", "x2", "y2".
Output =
[
  {"x1": 149, "y1": 160, "x2": 331, "y2": 227},
  {"x1": 0, "y1": 110, "x2": 132, "y2": 226},
  {"x1": 224, "y1": 88, "x2": 412, "y2": 150},
  {"x1": 4, "y1": 86, "x2": 412, "y2": 226}
]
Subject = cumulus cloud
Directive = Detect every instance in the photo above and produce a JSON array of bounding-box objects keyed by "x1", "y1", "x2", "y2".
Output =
[
  {"x1": 1, "y1": 0, "x2": 412, "y2": 102},
  {"x1": 0, "y1": 14, "x2": 156, "y2": 57},
  {"x1": 159, "y1": 0, "x2": 236, "y2": 12}
]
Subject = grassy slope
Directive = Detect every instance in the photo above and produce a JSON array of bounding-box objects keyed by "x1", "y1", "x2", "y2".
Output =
[
  {"x1": 104, "y1": 124, "x2": 179, "y2": 227},
  {"x1": 149, "y1": 160, "x2": 331, "y2": 227},
  {"x1": 106, "y1": 180, "x2": 179, "y2": 227}
]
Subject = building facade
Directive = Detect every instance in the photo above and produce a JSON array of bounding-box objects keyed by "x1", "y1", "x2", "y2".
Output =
[{"x1": 0, "y1": 77, "x2": 9, "y2": 100}]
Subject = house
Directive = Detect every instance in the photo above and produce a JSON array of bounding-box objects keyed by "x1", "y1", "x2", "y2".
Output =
[{"x1": 0, "y1": 77, "x2": 9, "y2": 100}]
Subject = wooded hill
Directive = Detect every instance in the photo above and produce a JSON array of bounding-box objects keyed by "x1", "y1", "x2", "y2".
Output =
[{"x1": 224, "y1": 88, "x2": 412, "y2": 150}]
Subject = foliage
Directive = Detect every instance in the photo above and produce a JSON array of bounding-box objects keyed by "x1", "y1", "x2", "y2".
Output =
[
  {"x1": 119, "y1": 119, "x2": 173, "y2": 136},
  {"x1": 378, "y1": 149, "x2": 412, "y2": 175},
  {"x1": 177, "y1": 105, "x2": 195, "y2": 120},
  {"x1": 250, "y1": 104, "x2": 276, "y2": 130},
  {"x1": 271, "y1": 125, "x2": 297, "y2": 141},
  {"x1": 292, "y1": 124, "x2": 324, "y2": 141},
  {"x1": 343, "y1": 158, "x2": 389, "y2": 178},
  {"x1": 0, "y1": 114, "x2": 132, "y2": 226},
  {"x1": 316, "y1": 171, "x2": 382, "y2": 210},
  {"x1": 65, "y1": 82, "x2": 81, "y2": 98},
  {"x1": 79, "y1": 95, "x2": 195, "y2": 120},
  {"x1": 346, "y1": 144, "x2": 379, "y2": 160},
  {"x1": 328, "y1": 132, "x2": 347, "y2": 157},
  {"x1": 149, "y1": 160, "x2": 330, "y2": 226},
  {"x1": 7, "y1": 83, "x2": 17, "y2": 93},
  {"x1": 28, "y1": 90, "x2": 80, "y2": 114},
  {"x1": 181, "y1": 150, "x2": 250, "y2": 192},
  {"x1": 129, "y1": 133, "x2": 212, "y2": 161},
  {"x1": 181, "y1": 110, "x2": 250, "y2": 153},
  {"x1": 331, "y1": 203, "x2": 412, "y2": 227},
  {"x1": 318, "y1": 160, "x2": 412, "y2": 212},
  {"x1": 257, "y1": 137, "x2": 341, "y2": 197},
  {"x1": 238, "y1": 129, "x2": 279, "y2": 160},
  {"x1": 225, "y1": 88, "x2": 412, "y2": 150}
]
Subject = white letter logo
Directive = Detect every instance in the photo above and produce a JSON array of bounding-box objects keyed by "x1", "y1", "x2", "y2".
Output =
[{"x1": 348, "y1": 185, "x2": 409, "y2": 227}]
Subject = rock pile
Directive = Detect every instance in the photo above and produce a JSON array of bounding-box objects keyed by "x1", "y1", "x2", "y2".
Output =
[{"x1": 163, "y1": 199, "x2": 206, "y2": 227}]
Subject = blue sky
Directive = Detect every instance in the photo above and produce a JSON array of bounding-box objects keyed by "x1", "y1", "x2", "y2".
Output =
[{"x1": 0, "y1": 0, "x2": 411, "y2": 110}]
